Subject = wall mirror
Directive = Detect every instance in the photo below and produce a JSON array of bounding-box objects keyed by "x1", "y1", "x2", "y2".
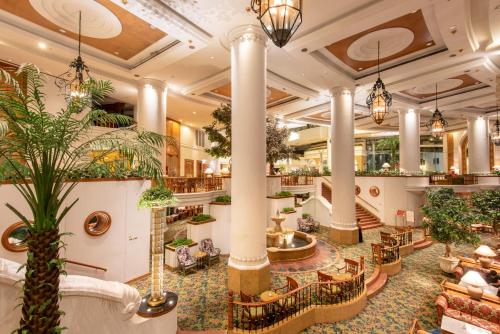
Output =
[
  {"x1": 369, "y1": 186, "x2": 380, "y2": 197},
  {"x1": 84, "y1": 211, "x2": 112, "y2": 236},
  {"x1": 2, "y1": 221, "x2": 29, "y2": 252}
]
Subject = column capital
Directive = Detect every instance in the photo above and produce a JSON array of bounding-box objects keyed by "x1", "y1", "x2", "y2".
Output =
[
  {"x1": 138, "y1": 78, "x2": 168, "y2": 92},
  {"x1": 329, "y1": 86, "x2": 355, "y2": 97},
  {"x1": 227, "y1": 24, "x2": 268, "y2": 47},
  {"x1": 398, "y1": 108, "x2": 421, "y2": 115}
]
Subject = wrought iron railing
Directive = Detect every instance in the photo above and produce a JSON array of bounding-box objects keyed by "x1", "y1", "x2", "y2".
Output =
[
  {"x1": 227, "y1": 267, "x2": 365, "y2": 331},
  {"x1": 164, "y1": 177, "x2": 223, "y2": 193},
  {"x1": 281, "y1": 175, "x2": 314, "y2": 186},
  {"x1": 429, "y1": 174, "x2": 478, "y2": 185},
  {"x1": 371, "y1": 242, "x2": 400, "y2": 265}
]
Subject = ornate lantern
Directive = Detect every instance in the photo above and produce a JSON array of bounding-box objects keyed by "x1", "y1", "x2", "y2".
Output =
[
  {"x1": 55, "y1": 11, "x2": 91, "y2": 100},
  {"x1": 492, "y1": 106, "x2": 500, "y2": 146},
  {"x1": 366, "y1": 41, "x2": 392, "y2": 125},
  {"x1": 426, "y1": 84, "x2": 448, "y2": 138},
  {"x1": 250, "y1": 0, "x2": 303, "y2": 48}
]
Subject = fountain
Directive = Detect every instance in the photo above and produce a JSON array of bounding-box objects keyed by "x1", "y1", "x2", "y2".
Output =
[{"x1": 266, "y1": 214, "x2": 317, "y2": 263}]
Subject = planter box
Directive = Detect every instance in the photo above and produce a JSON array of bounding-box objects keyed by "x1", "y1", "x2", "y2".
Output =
[
  {"x1": 267, "y1": 196, "x2": 295, "y2": 228},
  {"x1": 164, "y1": 242, "x2": 198, "y2": 270},
  {"x1": 210, "y1": 203, "x2": 231, "y2": 254},
  {"x1": 187, "y1": 218, "x2": 215, "y2": 244}
]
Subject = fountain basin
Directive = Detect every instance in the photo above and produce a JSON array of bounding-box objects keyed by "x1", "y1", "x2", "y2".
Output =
[{"x1": 266, "y1": 230, "x2": 317, "y2": 263}]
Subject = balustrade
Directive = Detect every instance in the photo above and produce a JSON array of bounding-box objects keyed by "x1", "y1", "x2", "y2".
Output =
[
  {"x1": 164, "y1": 176, "x2": 223, "y2": 193},
  {"x1": 281, "y1": 175, "x2": 314, "y2": 186}
]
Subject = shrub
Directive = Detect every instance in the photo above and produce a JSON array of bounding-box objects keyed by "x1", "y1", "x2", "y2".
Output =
[
  {"x1": 302, "y1": 213, "x2": 311, "y2": 219},
  {"x1": 214, "y1": 195, "x2": 231, "y2": 203},
  {"x1": 472, "y1": 190, "x2": 500, "y2": 233},
  {"x1": 191, "y1": 214, "x2": 214, "y2": 222},
  {"x1": 275, "y1": 191, "x2": 293, "y2": 197},
  {"x1": 282, "y1": 207, "x2": 295, "y2": 213},
  {"x1": 137, "y1": 186, "x2": 177, "y2": 209},
  {"x1": 169, "y1": 238, "x2": 193, "y2": 248}
]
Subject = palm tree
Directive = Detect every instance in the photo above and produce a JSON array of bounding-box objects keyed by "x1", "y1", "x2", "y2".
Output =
[
  {"x1": 376, "y1": 136, "x2": 399, "y2": 167},
  {"x1": 0, "y1": 64, "x2": 164, "y2": 333}
]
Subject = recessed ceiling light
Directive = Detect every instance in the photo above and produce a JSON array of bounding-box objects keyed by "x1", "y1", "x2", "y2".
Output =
[
  {"x1": 114, "y1": 51, "x2": 119, "y2": 55},
  {"x1": 59, "y1": 29, "x2": 66, "y2": 33},
  {"x1": 179, "y1": 119, "x2": 182, "y2": 122},
  {"x1": 426, "y1": 41, "x2": 433, "y2": 46},
  {"x1": 193, "y1": 111, "x2": 196, "y2": 114},
  {"x1": 37, "y1": 42, "x2": 47, "y2": 49},
  {"x1": 209, "y1": 56, "x2": 215, "y2": 60},
  {"x1": 358, "y1": 67, "x2": 363, "y2": 70}
]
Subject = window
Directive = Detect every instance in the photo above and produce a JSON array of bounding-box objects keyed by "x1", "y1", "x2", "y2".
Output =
[{"x1": 195, "y1": 129, "x2": 205, "y2": 147}]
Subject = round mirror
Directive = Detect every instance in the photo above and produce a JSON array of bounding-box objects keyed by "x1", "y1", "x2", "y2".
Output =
[
  {"x1": 369, "y1": 186, "x2": 380, "y2": 197},
  {"x1": 355, "y1": 185, "x2": 361, "y2": 196},
  {"x1": 2, "y1": 221, "x2": 29, "y2": 252},
  {"x1": 84, "y1": 211, "x2": 111, "y2": 236}
]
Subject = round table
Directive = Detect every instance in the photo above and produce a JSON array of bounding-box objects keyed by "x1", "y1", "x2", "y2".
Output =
[
  {"x1": 195, "y1": 251, "x2": 208, "y2": 269},
  {"x1": 260, "y1": 290, "x2": 279, "y2": 302}
]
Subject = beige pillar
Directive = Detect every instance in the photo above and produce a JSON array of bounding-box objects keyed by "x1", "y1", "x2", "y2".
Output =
[
  {"x1": 467, "y1": 116, "x2": 490, "y2": 174},
  {"x1": 399, "y1": 109, "x2": 421, "y2": 174},
  {"x1": 329, "y1": 87, "x2": 358, "y2": 244},
  {"x1": 227, "y1": 25, "x2": 270, "y2": 295},
  {"x1": 137, "y1": 79, "x2": 167, "y2": 174}
]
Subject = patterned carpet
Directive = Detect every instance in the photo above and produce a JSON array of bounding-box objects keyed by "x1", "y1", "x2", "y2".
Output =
[{"x1": 128, "y1": 226, "x2": 493, "y2": 333}]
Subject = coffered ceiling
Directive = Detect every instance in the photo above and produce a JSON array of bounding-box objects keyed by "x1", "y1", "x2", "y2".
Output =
[{"x1": 0, "y1": 0, "x2": 499, "y2": 131}]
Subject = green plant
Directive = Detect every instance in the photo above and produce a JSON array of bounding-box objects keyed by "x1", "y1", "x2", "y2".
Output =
[
  {"x1": 281, "y1": 207, "x2": 295, "y2": 213},
  {"x1": 472, "y1": 190, "x2": 500, "y2": 234},
  {"x1": 322, "y1": 165, "x2": 331, "y2": 176},
  {"x1": 422, "y1": 188, "x2": 479, "y2": 258},
  {"x1": 302, "y1": 213, "x2": 311, "y2": 219},
  {"x1": 0, "y1": 64, "x2": 164, "y2": 333},
  {"x1": 214, "y1": 195, "x2": 231, "y2": 203},
  {"x1": 191, "y1": 214, "x2": 214, "y2": 222},
  {"x1": 376, "y1": 136, "x2": 399, "y2": 167},
  {"x1": 266, "y1": 117, "x2": 292, "y2": 175},
  {"x1": 138, "y1": 186, "x2": 177, "y2": 209},
  {"x1": 288, "y1": 167, "x2": 321, "y2": 176},
  {"x1": 169, "y1": 238, "x2": 193, "y2": 248},
  {"x1": 275, "y1": 191, "x2": 293, "y2": 197}
]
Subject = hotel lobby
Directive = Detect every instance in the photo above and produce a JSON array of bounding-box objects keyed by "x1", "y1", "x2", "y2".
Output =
[{"x1": 0, "y1": 0, "x2": 500, "y2": 333}]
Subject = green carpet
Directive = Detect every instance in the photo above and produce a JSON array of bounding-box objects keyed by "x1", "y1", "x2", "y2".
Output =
[{"x1": 129, "y1": 227, "x2": 493, "y2": 333}]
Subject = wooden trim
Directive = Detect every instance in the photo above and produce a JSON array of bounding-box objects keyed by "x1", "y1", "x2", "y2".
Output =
[
  {"x1": 267, "y1": 195, "x2": 295, "y2": 199},
  {"x1": 209, "y1": 202, "x2": 231, "y2": 206},
  {"x1": 66, "y1": 259, "x2": 107, "y2": 272},
  {"x1": 1, "y1": 221, "x2": 28, "y2": 252},
  {"x1": 280, "y1": 210, "x2": 297, "y2": 214}
]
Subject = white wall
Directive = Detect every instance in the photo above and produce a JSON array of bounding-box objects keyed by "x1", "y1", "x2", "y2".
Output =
[
  {"x1": 0, "y1": 180, "x2": 151, "y2": 282},
  {"x1": 42, "y1": 79, "x2": 66, "y2": 115},
  {"x1": 179, "y1": 124, "x2": 215, "y2": 176}
]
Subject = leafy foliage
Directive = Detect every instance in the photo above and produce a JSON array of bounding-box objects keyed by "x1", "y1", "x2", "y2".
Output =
[
  {"x1": 168, "y1": 238, "x2": 194, "y2": 248},
  {"x1": 0, "y1": 64, "x2": 165, "y2": 332},
  {"x1": 376, "y1": 136, "x2": 399, "y2": 167},
  {"x1": 302, "y1": 213, "x2": 311, "y2": 219},
  {"x1": 191, "y1": 214, "x2": 214, "y2": 222},
  {"x1": 202, "y1": 104, "x2": 292, "y2": 171},
  {"x1": 137, "y1": 186, "x2": 177, "y2": 209},
  {"x1": 472, "y1": 190, "x2": 500, "y2": 233},
  {"x1": 288, "y1": 167, "x2": 321, "y2": 176},
  {"x1": 281, "y1": 207, "x2": 295, "y2": 213},
  {"x1": 275, "y1": 191, "x2": 293, "y2": 197},
  {"x1": 422, "y1": 188, "x2": 479, "y2": 257},
  {"x1": 214, "y1": 195, "x2": 231, "y2": 203}
]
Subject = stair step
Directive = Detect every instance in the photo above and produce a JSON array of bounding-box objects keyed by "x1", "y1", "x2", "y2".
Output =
[
  {"x1": 414, "y1": 240, "x2": 433, "y2": 250},
  {"x1": 367, "y1": 272, "x2": 388, "y2": 298}
]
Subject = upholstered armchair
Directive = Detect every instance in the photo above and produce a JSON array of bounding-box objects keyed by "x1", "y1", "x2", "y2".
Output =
[
  {"x1": 175, "y1": 246, "x2": 197, "y2": 274},
  {"x1": 297, "y1": 217, "x2": 319, "y2": 233},
  {"x1": 199, "y1": 238, "x2": 221, "y2": 266}
]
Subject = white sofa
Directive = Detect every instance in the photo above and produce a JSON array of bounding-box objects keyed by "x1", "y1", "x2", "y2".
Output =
[{"x1": 0, "y1": 258, "x2": 177, "y2": 334}]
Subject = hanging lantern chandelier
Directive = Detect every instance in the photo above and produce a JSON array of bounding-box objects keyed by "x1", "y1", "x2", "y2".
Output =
[
  {"x1": 366, "y1": 41, "x2": 392, "y2": 125},
  {"x1": 426, "y1": 84, "x2": 448, "y2": 138},
  {"x1": 250, "y1": 0, "x2": 303, "y2": 48},
  {"x1": 491, "y1": 105, "x2": 500, "y2": 146},
  {"x1": 55, "y1": 11, "x2": 91, "y2": 100}
]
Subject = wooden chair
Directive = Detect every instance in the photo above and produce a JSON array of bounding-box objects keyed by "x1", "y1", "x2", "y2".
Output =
[
  {"x1": 380, "y1": 231, "x2": 398, "y2": 247},
  {"x1": 371, "y1": 243, "x2": 383, "y2": 264},
  {"x1": 317, "y1": 271, "x2": 339, "y2": 303},
  {"x1": 274, "y1": 276, "x2": 299, "y2": 315},
  {"x1": 336, "y1": 258, "x2": 359, "y2": 276},
  {"x1": 239, "y1": 291, "x2": 266, "y2": 330}
]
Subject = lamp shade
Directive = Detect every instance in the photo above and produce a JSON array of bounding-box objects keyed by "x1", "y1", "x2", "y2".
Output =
[
  {"x1": 474, "y1": 245, "x2": 497, "y2": 258},
  {"x1": 382, "y1": 162, "x2": 391, "y2": 168},
  {"x1": 204, "y1": 167, "x2": 214, "y2": 174},
  {"x1": 461, "y1": 270, "x2": 489, "y2": 288}
]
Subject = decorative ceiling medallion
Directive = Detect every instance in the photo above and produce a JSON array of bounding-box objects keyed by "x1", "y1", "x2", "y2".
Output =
[
  {"x1": 30, "y1": 0, "x2": 122, "y2": 38},
  {"x1": 347, "y1": 28, "x2": 414, "y2": 62},
  {"x1": 400, "y1": 74, "x2": 480, "y2": 99},
  {"x1": 325, "y1": 10, "x2": 433, "y2": 72},
  {"x1": 0, "y1": 0, "x2": 166, "y2": 60}
]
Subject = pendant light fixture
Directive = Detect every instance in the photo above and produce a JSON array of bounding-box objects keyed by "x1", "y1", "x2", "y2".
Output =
[
  {"x1": 426, "y1": 84, "x2": 448, "y2": 138},
  {"x1": 366, "y1": 41, "x2": 392, "y2": 125},
  {"x1": 491, "y1": 105, "x2": 500, "y2": 146},
  {"x1": 250, "y1": 0, "x2": 303, "y2": 48},
  {"x1": 55, "y1": 11, "x2": 91, "y2": 100}
]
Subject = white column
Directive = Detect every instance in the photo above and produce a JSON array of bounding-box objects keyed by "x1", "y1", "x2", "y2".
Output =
[
  {"x1": 467, "y1": 116, "x2": 490, "y2": 174},
  {"x1": 227, "y1": 25, "x2": 270, "y2": 295},
  {"x1": 137, "y1": 79, "x2": 167, "y2": 173},
  {"x1": 399, "y1": 109, "x2": 421, "y2": 174},
  {"x1": 329, "y1": 87, "x2": 358, "y2": 244},
  {"x1": 327, "y1": 131, "x2": 332, "y2": 170}
]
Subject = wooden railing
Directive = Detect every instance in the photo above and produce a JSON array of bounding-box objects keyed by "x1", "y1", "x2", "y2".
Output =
[
  {"x1": 164, "y1": 176, "x2": 223, "y2": 193},
  {"x1": 281, "y1": 175, "x2": 314, "y2": 186},
  {"x1": 371, "y1": 242, "x2": 400, "y2": 266},
  {"x1": 392, "y1": 230, "x2": 412, "y2": 247},
  {"x1": 429, "y1": 174, "x2": 478, "y2": 185},
  {"x1": 66, "y1": 259, "x2": 107, "y2": 272},
  {"x1": 321, "y1": 182, "x2": 332, "y2": 204},
  {"x1": 228, "y1": 263, "x2": 365, "y2": 331}
]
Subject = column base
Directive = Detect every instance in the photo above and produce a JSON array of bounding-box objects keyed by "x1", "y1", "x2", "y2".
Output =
[
  {"x1": 329, "y1": 227, "x2": 359, "y2": 245},
  {"x1": 228, "y1": 264, "x2": 270, "y2": 296}
]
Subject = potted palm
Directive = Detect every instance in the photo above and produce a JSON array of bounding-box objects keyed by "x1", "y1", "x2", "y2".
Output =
[
  {"x1": 0, "y1": 64, "x2": 164, "y2": 332},
  {"x1": 422, "y1": 188, "x2": 479, "y2": 273},
  {"x1": 137, "y1": 185, "x2": 177, "y2": 314}
]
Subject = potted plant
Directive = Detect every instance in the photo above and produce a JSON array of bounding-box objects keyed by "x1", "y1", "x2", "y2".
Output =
[
  {"x1": 0, "y1": 64, "x2": 165, "y2": 332},
  {"x1": 422, "y1": 188, "x2": 479, "y2": 273},
  {"x1": 138, "y1": 185, "x2": 177, "y2": 308},
  {"x1": 214, "y1": 195, "x2": 231, "y2": 204},
  {"x1": 472, "y1": 190, "x2": 500, "y2": 235},
  {"x1": 190, "y1": 213, "x2": 215, "y2": 223},
  {"x1": 274, "y1": 191, "x2": 293, "y2": 198},
  {"x1": 281, "y1": 207, "x2": 295, "y2": 214},
  {"x1": 168, "y1": 238, "x2": 194, "y2": 248}
]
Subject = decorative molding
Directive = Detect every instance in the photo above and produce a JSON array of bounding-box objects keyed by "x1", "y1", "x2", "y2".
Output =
[
  {"x1": 227, "y1": 25, "x2": 268, "y2": 47},
  {"x1": 228, "y1": 254, "x2": 270, "y2": 269}
]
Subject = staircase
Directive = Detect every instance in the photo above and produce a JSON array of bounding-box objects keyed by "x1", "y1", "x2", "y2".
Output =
[
  {"x1": 413, "y1": 238, "x2": 433, "y2": 250},
  {"x1": 356, "y1": 203, "x2": 383, "y2": 230}
]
